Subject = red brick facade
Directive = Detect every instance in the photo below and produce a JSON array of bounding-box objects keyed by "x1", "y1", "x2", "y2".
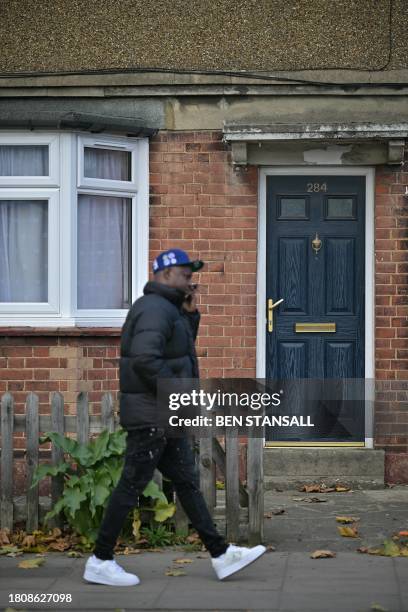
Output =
[
  {"x1": 374, "y1": 164, "x2": 408, "y2": 481},
  {"x1": 149, "y1": 131, "x2": 258, "y2": 378},
  {"x1": 1, "y1": 130, "x2": 407, "y2": 482}
]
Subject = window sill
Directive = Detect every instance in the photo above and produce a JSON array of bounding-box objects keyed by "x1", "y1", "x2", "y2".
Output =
[{"x1": 0, "y1": 326, "x2": 122, "y2": 337}]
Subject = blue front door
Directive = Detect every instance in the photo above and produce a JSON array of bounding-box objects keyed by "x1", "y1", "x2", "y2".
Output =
[{"x1": 265, "y1": 175, "x2": 365, "y2": 443}]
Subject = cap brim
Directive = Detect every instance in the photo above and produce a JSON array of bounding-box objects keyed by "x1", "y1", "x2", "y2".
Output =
[{"x1": 181, "y1": 260, "x2": 204, "y2": 272}]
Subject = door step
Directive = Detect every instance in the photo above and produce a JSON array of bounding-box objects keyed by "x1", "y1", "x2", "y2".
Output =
[{"x1": 264, "y1": 447, "x2": 385, "y2": 490}]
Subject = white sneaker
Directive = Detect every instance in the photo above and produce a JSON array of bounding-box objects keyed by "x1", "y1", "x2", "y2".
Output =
[
  {"x1": 211, "y1": 544, "x2": 266, "y2": 580},
  {"x1": 83, "y1": 554, "x2": 140, "y2": 586}
]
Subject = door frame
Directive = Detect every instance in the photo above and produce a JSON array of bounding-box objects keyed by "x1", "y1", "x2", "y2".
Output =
[{"x1": 257, "y1": 166, "x2": 375, "y2": 448}]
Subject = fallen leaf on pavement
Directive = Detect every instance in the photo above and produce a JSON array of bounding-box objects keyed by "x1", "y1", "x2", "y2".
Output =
[
  {"x1": 336, "y1": 516, "x2": 359, "y2": 523},
  {"x1": 300, "y1": 484, "x2": 336, "y2": 493},
  {"x1": 292, "y1": 496, "x2": 327, "y2": 503},
  {"x1": 358, "y1": 539, "x2": 407, "y2": 557},
  {"x1": 186, "y1": 533, "x2": 200, "y2": 543},
  {"x1": 338, "y1": 525, "x2": 359, "y2": 538},
  {"x1": 310, "y1": 549, "x2": 336, "y2": 559},
  {"x1": 0, "y1": 528, "x2": 11, "y2": 546},
  {"x1": 383, "y1": 539, "x2": 401, "y2": 557},
  {"x1": 264, "y1": 512, "x2": 273, "y2": 519},
  {"x1": 174, "y1": 558, "x2": 193, "y2": 564},
  {"x1": 358, "y1": 546, "x2": 383, "y2": 555},
  {"x1": 371, "y1": 604, "x2": 388, "y2": 611},
  {"x1": 300, "y1": 483, "x2": 351, "y2": 493},
  {"x1": 48, "y1": 539, "x2": 70, "y2": 552},
  {"x1": 271, "y1": 508, "x2": 285, "y2": 515},
  {"x1": 195, "y1": 554, "x2": 208, "y2": 559},
  {"x1": 266, "y1": 545, "x2": 276, "y2": 553},
  {"x1": 123, "y1": 547, "x2": 141, "y2": 555},
  {"x1": 21, "y1": 535, "x2": 36, "y2": 548},
  {"x1": 165, "y1": 568, "x2": 186, "y2": 576},
  {"x1": 0, "y1": 545, "x2": 20, "y2": 556},
  {"x1": 18, "y1": 557, "x2": 45, "y2": 569},
  {"x1": 66, "y1": 551, "x2": 83, "y2": 558},
  {"x1": 300, "y1": 484, "x2": 322, "y2": 493}
]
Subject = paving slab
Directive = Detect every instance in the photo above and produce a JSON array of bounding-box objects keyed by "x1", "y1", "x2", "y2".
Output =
[
  {"x1": 1, "y1": 486, "x2": 408, "y2": 611},
  {"x1": 0, "y1": 550, "x2": 407, "y2": 612}
]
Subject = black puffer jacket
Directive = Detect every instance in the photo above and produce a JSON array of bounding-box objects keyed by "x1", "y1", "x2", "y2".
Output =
[{"x1": 119, "y1": 281, "x2": 200, "y2": 430}]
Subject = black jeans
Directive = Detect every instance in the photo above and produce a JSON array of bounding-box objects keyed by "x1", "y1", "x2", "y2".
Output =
[{"x1": 94, "y1": 428, "x2": 228, "y2": 560}]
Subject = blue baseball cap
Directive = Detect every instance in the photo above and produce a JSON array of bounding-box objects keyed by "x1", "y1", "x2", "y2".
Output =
[{"x1": 152, "y1": 249, "x2": 204, "y2": 273}]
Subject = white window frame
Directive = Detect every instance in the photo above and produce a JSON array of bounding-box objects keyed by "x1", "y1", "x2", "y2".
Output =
[
  {"x1": 0, "y1": 188, "x2": 60, "y2": 315},
  {"x1": 0, "y1": 132, "x2": 60, "y2": 187},
  {"x1": 74, "y1": 188, "x2": 137, "y2": 323},
  {"x1": 0, "y1": 131, "x2": 149, "y2": 327},
  {"x1": 77, "y1": 135, "x2": 139, "y2": 192}
]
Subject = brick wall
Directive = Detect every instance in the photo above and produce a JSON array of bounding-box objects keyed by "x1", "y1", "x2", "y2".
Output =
[
  {"x1": 0, "y1": 333, "x2": 120, "y2": 439},
  {"x1": 374, "y1": 160, "x2": 408, "y2": 481},
  {"x1": 149, "y1": 130, "x2": 258, "y2": 378}
]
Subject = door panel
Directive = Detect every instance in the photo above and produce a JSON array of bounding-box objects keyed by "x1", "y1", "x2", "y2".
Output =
[
  {"x1": 265, "y1": 175, "x2": 365, "y2": 443},
  {"x1": 325, "y1": 341, "x2": 355, "y2": 378},
  {"x1": 325, "y1": 238, "x2": 355, "y2": 314},
  {"x1": 279, "y1": 238, "x2": 308, "y2": 313}
]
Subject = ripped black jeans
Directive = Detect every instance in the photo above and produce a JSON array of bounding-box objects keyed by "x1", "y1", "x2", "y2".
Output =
[{"x1": 94, "y1": 428, "x2": 228, "y2": 560}]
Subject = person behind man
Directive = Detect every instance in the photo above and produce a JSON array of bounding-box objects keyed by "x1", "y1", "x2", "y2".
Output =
[{"x1": 84, "y1": 249, "x2": 266, "y2": 586}]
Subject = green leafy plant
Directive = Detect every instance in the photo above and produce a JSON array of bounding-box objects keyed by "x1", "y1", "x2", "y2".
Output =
[
  {"x1": 31, "y1": 429, "x2": 176, "y2": 545},
  {"x1": 139, "y1": 524, "x2": 175, "y2": 547}
]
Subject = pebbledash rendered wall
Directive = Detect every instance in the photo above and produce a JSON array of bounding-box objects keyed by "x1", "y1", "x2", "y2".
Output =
[{"x1": 1, "y1": 130, "x2": 408, "y2": 485}]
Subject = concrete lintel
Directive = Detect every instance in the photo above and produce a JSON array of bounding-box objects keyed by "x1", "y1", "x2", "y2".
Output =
[
  {"x1": 224, "y1": 123, "x2": 407, "y2": 165},
  {"x1": 3, "y1": 85, "x2": 408, "y2": 99},
  {"x1": 223, "y1": 122, "x2": 408, "y2": 141}
]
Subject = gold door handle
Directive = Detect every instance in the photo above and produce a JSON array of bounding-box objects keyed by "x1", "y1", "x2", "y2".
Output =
[{"x1": 267, "y1": 298, "x2": 284, "y2": 332}]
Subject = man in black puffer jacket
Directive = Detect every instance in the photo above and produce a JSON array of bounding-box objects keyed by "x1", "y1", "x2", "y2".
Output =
[
  {"x1": 85, "y1": 249, "x2": 266, "y2": 587},
  {"x1": 119, "y1": 275, "x2": 201, "y2": 431}
]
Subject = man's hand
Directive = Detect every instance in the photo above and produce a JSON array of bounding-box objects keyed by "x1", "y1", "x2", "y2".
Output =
[{"x1": 182, "y1": 291, "x2": 198, "y2": 313}]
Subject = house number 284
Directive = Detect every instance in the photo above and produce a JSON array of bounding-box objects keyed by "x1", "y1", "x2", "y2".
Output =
[{"x1": 306, "y1": 183, "x2": 327, "y2": 192}]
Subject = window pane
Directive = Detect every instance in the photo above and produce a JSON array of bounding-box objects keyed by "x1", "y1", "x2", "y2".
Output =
[
  {"x1": 0, "y1": 146, "x2": 49, "y2": 176},
  {"x1": 279, "y1": 198, "x2": 307, "y2": 218},
  {"x1": 327, "y1": 198, "x2": 355, "y2": 218},
  {"x1": 84, "y1": 147, "x2": 131, "y2": 181},
  {"x1": 0, "y1": 200, "x2": 48, "y2": 302},
  {"x1": 77, "y1": 194, "x2": 131, "y2": 309}
]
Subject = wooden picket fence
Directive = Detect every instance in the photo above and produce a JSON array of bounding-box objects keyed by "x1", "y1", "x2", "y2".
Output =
[{"x1": 0, "y1": 392, "x2": 263, "y2": 544}]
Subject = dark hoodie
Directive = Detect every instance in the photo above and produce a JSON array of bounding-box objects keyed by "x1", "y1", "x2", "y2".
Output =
[{"x1": 119, "y1": 281, "x2": 200, "y2": 430}]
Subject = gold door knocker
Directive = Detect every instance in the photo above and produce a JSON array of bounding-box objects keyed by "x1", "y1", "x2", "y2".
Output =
[{"x1": 311, "y1": 233, "x2": 322, "y2": 254}]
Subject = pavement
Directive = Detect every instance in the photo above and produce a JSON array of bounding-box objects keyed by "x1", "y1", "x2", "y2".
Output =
[{"x1": 1, "y1": 486, "x2": 408, "y2": 612}]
